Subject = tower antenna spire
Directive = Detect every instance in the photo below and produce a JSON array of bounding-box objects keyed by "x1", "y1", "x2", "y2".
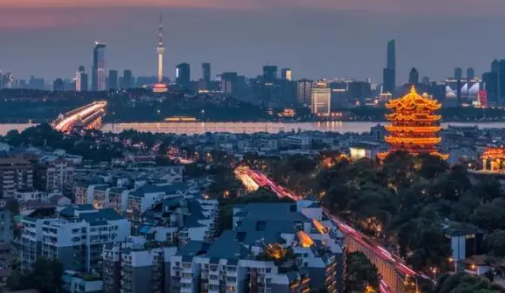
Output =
[
  {"x1": 158, "y1": 14, "x2": 163, "y2": 47},
  {"x1": 156, "y1": 14, "x2": 165, "y2": 83}
]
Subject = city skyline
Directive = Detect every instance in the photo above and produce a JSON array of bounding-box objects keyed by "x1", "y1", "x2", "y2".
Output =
[{"x1": 1, "y1": 2, "x2": 505, "y2": 82}]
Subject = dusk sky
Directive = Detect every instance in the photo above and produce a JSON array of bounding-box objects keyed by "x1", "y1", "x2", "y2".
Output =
[{"x1": 1, "y1": 0, "x2": 505, "y2": 82}]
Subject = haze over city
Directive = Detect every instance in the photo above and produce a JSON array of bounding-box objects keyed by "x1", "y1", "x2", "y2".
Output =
[{"x1": 1, "y1": 0, "x2": 505, "y2": 81}]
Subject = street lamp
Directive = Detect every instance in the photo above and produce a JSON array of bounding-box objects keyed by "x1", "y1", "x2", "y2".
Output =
[{"x1": 431, "y1": 267, "x2": 438, "y2": 280}]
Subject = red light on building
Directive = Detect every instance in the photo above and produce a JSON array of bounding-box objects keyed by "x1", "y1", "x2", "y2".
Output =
[{"x1": 478, "y1": 90, "x2": 488, "y2": 108}]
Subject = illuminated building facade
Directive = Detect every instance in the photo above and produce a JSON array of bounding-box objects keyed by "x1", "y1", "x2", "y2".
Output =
[
  {"x1": 481, "y1": 147, "x2": 505, "y2": 172},
  {"x1": 281, "y1": 68, "x2": 292, "y2": 81},
  {"x1": 92, "y1": 42, "x2": 106, "y2": 91},
  {"x1": 311, "y1": 81, "x2": 331, "y2": 115},
  {"x1": 378, "y1": 86, "x2": 448, "y2": 160}
]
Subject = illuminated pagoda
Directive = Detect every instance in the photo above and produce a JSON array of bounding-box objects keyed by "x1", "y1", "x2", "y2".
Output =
[
  {"x1": 377, "y1": 86, "x2": 448, "y2": 160},
  {"x1": 481, "y1": 146, "x2": 505, "y2": 172}
]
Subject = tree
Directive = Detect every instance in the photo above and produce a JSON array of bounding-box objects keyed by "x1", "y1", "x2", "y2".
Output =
[
  {"x1": 471, "y1": 198, "x2": 505, "y2": 231},
  {"x1": 397, "y1": 218, "x2": 451, "y2": 271},
  {"x1": 434, "y1": 273, "x2": 504, "y2": 293},
  {"x1": 344, "y1": 252, "x2": 380, "y2": 293},
  {"x1": 9, "y1": 258, "x2": 63, "y2": 293},
  {"x1": 414, "y1": 154, "x2": 449, "y2": 179},
  {"x1": 485, "y1": 230, "x2": 505, "y2": 257}
]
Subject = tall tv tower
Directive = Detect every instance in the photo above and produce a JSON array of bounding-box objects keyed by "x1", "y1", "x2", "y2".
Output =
[{"x1": 157, "y1": 15, "x2": 165, "y2": 83}]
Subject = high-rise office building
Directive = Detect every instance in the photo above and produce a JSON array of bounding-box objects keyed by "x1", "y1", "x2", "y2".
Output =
[
  {"x1": 202, "y1": 63, "x2": 211, "y2": 84},
  {"x1": 75, "y1": 66, "x2": 86, "y2": 91},
  {"x1": 467, "y1": 68, "x2": 475, "y2": 80},
  {"x1": 123, "y1": 70, "x2": 133, "y2": 89},
  {"x1": 382, "y1": 40, "x2": 396, "y2": 93},
  {"x1": 297, "y1": 79, "x2": 313, "y2": 105},
  {"x1": 281, "y1": 68, "x2": 293, "y2": 81},
  {"x1": 454, "y1": 67, "x2": 463, "y2": 80},
  {"x1": 108, "y1": 70, "x2": 118, "y2": 90},
  {"x1": 409, "y1": 67, "x2": 419, "y2": 85},
  {"x1": 92, "y1": 42, "x2": 106, "y2": 91},
  {"x1": 263, "y1": 65, "x2": 278, "y2": 83},
  {"x1": 421, "y1": 76, "x2": 430, "y2": 84},
  {"x1": 176, "y1": 63, "x2": 191, "y2": 89},
  {"x1": 311, "y1": 81, "x2": 331, "y2": 115},
  {"x1": 53, "y1": 78, "x2": 64, "y2": 91},
  {"x1": 220, "y1": 72, "x2": 238, "y2": 94},
  {"x1": 483, "y1": 60, "x2": 505, "y2": 106}
]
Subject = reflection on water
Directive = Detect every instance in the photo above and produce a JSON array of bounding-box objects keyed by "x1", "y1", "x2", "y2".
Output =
[
  {"x1": 2, "y1": 121, "x2": 505, "y2": 136},
  {"x1": 0, "y1": 123, "x2": 37, "y2": 136},
  {"x1": 99, "y1": 121, "x2": 380, "y2": 134}
]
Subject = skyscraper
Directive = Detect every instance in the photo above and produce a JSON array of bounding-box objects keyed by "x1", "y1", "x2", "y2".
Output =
[
  {"x1": 281, "y1": 68, "x2": 293, "y2": 81},
  {"x1": 92, "y1": 42, "x2": 106, "y2": 91},
  {"x1": 297, "y1": 79, "x2": 313, "y2": 105},
  {"x1": 53, "y1": 78, "x2": 64, "y2": 91},
  {"x1": 157, "y1": 15, "x2": 165, "y2": 83},
  {"x1": 202, "y1": 63, "x2": 211, "y2": 84},
  {"x1": 123, "y1": 70, "x2": 133, "y2": 89},
  {"x1": 382, "y1": 40, "x2": 396, "y2": 93},
  {"x1": 409, "y1": 68, "x2": 419, "y2": 85},
  {"x1": 387, "y1": 40, "x2": 395, "y2": 70},
  {"x1": 311, "y1": 81, "x2": 331, "y2": 115},
  {"x1": 76, "y1": 66, "x2": 85, "y2": 91},
  {"x1": 467, "y1": 68, "x2": 475, "y2": 80},
  {"x1": 108, "y1": 70, "x2": 118, "y2": 90},
  {"x1": 263, "y1": 66, "x2": 278, "y2": 83},
  {"x1": 220, "y1": 72, "x2": 238, "y2": 94},
  {"x1": 176, "y1": 63, "x2": 191, "y2": 89},
  {"x1": 454, "y1": 67, "x2": 463, "y2": 80}
]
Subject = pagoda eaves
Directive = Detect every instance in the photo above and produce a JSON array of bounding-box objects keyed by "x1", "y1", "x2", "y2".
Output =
[{"x1": 378, "y1": 86, "x2": 448, "y2": 160}]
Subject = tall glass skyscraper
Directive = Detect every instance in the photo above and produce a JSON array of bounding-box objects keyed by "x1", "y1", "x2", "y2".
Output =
[
  {"x1": 383, "y1": 39, "x2": 396, "y2": 93},
  {"x1": 176, "y1": 63, "x2": 191, "y2": 89},
  {"x1": 92, "y1": 42, "x2": 106, "y2": 91}
]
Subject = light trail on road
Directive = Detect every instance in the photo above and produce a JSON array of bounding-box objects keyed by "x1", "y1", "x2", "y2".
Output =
[
  {"x1": 235, "y1": 167, "x2": 431, "y2": 293},
  {"x1": 53, "y1": 101, "x2": 107, "y2": 133}
]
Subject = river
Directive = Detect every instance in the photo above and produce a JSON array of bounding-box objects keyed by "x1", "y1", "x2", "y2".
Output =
[{"x1": 2, "y1": 121, "x2": 505, "y2": 136}]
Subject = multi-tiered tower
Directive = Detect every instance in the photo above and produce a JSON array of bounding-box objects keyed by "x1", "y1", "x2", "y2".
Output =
[{"x1": 378, "y1": 86, "x2": 448, "y2": 160}]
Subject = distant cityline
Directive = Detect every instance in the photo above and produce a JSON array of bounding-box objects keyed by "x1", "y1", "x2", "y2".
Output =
[{"x1": 2, "y1": 35, "x2": 505, "y2": 110}]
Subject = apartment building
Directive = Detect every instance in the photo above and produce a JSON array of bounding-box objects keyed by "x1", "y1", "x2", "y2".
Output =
[
  {"x1": 62, "y1": 270, "x2": 103, "y2": 293},
  {"x1": 102, "y1": 239, "x2": 177, "y2": 293},
  {"x1": 0, "y1": 158, "x2": 33, "y2": 197},
  {"x1": 127, "y1": 183, "x2": 189, "y2": 230},
  {"x1": 139, "y1": 195, "x2": 218, "y2": 245},
  {"x1": 169, "y1": 201, "x2": 342, "y2": 293},
  {"x1": 35, "y1": 159, "x2": 74, "y2": 195},
  {"x1": 20, "y1": 204, "x2": 130, "y2": 273}
]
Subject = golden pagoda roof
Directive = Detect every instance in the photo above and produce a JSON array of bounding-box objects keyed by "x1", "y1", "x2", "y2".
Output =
[
  {"x1": 481, "y1": 146, "x2": 505, "y2": 160},
  {"x1": 386, "y1": 86, "x2": 442, "y2": 111},
  {"x1": 377, "y1": 151, "x2": 448, "y2": 160},
  {"x1": 384, "y1": 125, "x2": 442, "y2": 133},
  {"x1": 385, "y1": 136, "x2": 442, "y2": 144},
  {"x1": 385, "y1": 113, "x2": 441, "y2": 122}
]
